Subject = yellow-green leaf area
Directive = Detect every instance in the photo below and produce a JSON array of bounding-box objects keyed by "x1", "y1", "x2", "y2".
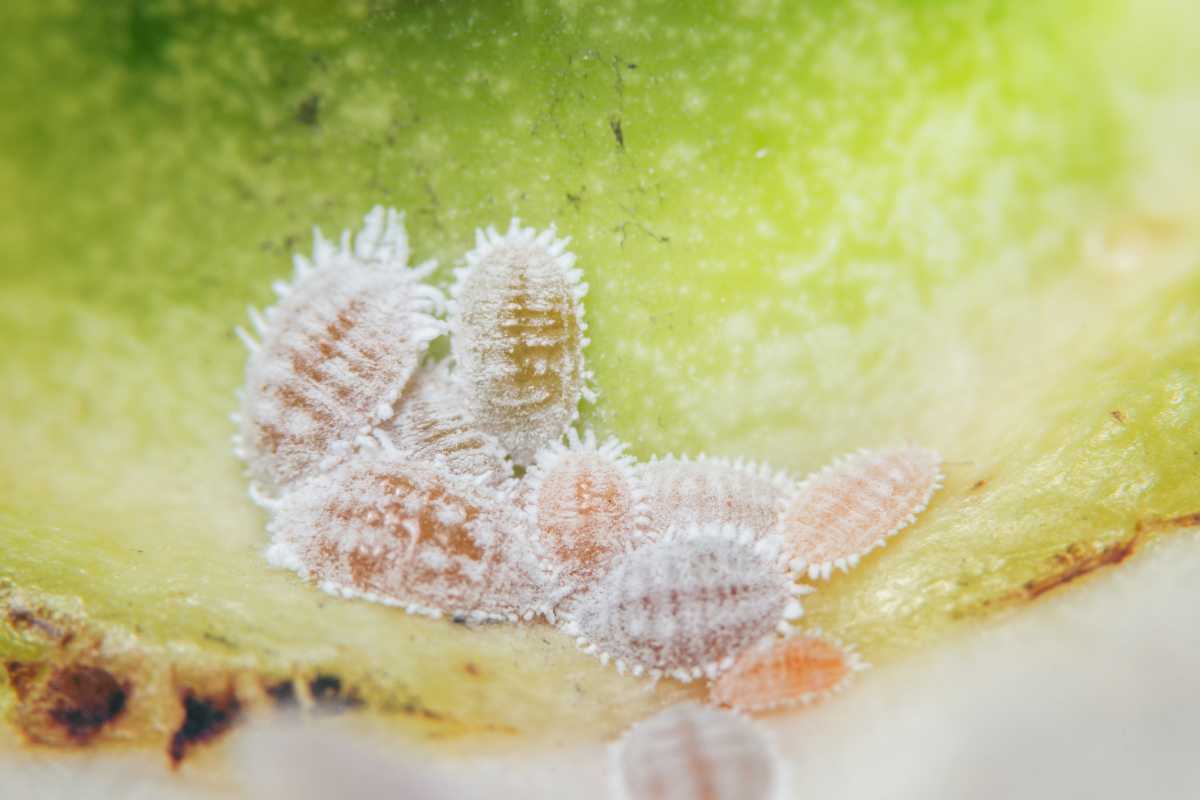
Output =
[{"x1": 1, "y1": 0, "x2": 1198, "y2": 746}]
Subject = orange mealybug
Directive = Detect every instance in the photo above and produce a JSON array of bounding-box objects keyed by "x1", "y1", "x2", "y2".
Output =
[
  {"x1": 524, "y1": 429, "x2": 650, "y2": 594},
  {"x1": 782, "y1": 446, "x2": 943, "y2": 580},
  {"x1": 708, "y1": 629, "x2": 867, "y2": 713}
]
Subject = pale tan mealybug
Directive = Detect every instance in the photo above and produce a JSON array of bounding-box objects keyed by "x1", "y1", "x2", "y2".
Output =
[
  {"x1": 612, "y1": 702, "x2": 781, "y2": 800},
  {"x1": 638, "y1": 455, "x2": 794, "y2": 541},
  {"x1": 265, "y1": 436, "x2": 548, "y2": 622},
  {"x1": 523, "y1": 429, "x2": 650, "y2": 594},
  {"x1": 234, "y1": 206, "x2": 446, "y2": 501},
  {"x1": 386, "y1": 361, "x2": 513, "y2": 488},
  {"x1": 559, "y1": 524, "x2": 808, "y2": 683},
  {"x1": 448, "y1": 220, "x2": 592, "y2": 466},
  {"x1": 782, "y1": 446, "x2": 943, "y2": 580},
  {"x1": 708, "y1": 629, "x2": 867, "y2": 713}
]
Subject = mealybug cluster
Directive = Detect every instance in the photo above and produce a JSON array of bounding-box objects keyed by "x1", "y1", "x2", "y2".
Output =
[{"x1": 235, "y1": 206, "x2": 943, "y2": 714}]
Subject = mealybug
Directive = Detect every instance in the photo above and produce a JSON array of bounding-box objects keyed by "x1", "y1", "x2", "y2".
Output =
[
  {"x1": 449, "y1": 220, "x2": 592, "y2": 466},
  {"x1": 708, "y1": 629, "x2": 866, "y2": 713},
  {"x1": 612, "y1": 702, "x2": 780, "y2": 800},
  {"x1": 387, "y1": 361, "x2": 512, "y2": 488},
  {"x1": 235, "y1": 207, "x2": 445, "y2": 499},
  {"x1": 782, "y1": 446, "x2": 942, "y2": 580},
  {"x1": 638, "y1": 455, "x2": 792, "y2": 540},
  {"x1": 524, "y1": 429, "x2": 649, "y2": 592},
  {"x1": 266, "y1": 439, "x2": 547, "y2": 622},
  {"x1": 560, "y1": 525, "x2": 806, "y2": 682}
]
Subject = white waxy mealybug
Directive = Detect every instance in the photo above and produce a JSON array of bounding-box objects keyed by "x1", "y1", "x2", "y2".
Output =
[
  {"x1": 638, "y1": 455, "x2": 793, "y2": 541},
  {"x1": 387, "y1": 361, "x2": 512, "y2": 488},
  {"x1": 449, "y1": 220, "x2": 592, "y2": 466},
  {"x1": 708, "y1": 628, "x2": 867, "y2": 713},
  {"x1": 235, "y1": 206, "x2": 446, "y2": 499},
  {"x1": 524, "y1": 429, "x2": 649, "y2": 592},
  {"x1": 611, "y1": 702, "x2": 781, "y2": 800},
  {"x1": 265, "y1": 439, "x2": 547, "y2": 622},
  {"x1": 782, "y1": 446, "x2": 943, "y2": 581},
  {"x1": 560, "y1": 524, "x2": 807, "y2": 683}
]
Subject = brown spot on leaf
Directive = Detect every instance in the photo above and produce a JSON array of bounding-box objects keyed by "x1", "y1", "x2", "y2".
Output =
[
  {"x1": 264, "y1": 679, "x2": 298, "y2": 707},
  {"x1": 43, "y1": 666, "x2": 129, "y2": 743},
  {"x1": 296, "y1": 93, "x2": 321, "y2": 126},
  {"x1": 463, "y1": 662, "x2": 481, "y2": 677},
  {"x1": 5, "y1": 660, "x2": 43, "y2": 697},
  {"x1": 1022, "y1": 537, "x2": 1139, "y2": 600},
  {"x1": 1135, "y1": 511, "x2": 1200, "y2": 534},
  {"x1": 970, "y1": 478, "x2": 988, "y2": 492},
  {"x1": 1110, "y1": 409, "x2": 1127, "y2": 424},
  {"x1": 6, "y1": 607, "x2": 68, "y2": 643},
  {"x1": 169, "y1": 689, "x2": 241, "y2": 764},
  {"x1": 309, "y1": 673, "x2": 364, "y2": 712}
]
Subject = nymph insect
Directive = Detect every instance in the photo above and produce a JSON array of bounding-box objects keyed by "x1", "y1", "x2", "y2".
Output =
[
  {"x1": 560, "y1": 524, "x2": 807, "y2": 682},
  {"x1": 523, "y1": 429, "x2": 649, "y2": 593},
  {"x1": 638, "y1": 454, "x2": 793, "y2": 541},
  {"x1": 708, "y1": 628, "x2": 867, "y2": 713},
  {"x1": 266, "y1": 437, "x2": 547, "y2": 622},
  {"x1": 235, "y1": 207, "x2": 445, "y2": 499},
  {"x1": 449, "y1": 220, "x2": 593, "y2": 465},
  {"x1": 782, "y1": 446, "x2": 943, "y2": 580},
  {"x1": 612, "y1": 702, "x2": 781, "y2": 800}
]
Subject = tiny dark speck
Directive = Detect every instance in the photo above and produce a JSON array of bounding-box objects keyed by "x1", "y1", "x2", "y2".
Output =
[
  {"x1": 296, "y1": 94, "x2": 321, "y2": 127},
  {"x1": 609, "y1": 116, "x2": 625, "y2": 150}
]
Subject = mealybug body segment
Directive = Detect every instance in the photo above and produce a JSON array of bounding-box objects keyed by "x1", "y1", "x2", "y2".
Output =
[
  {"x1": 708, "y1": 629, "x2": 866, "y2": 713},
  {"x1": 639, "y1": 456, "x2": 792, "y2": 540},
  {"x1": 387, "y1": 362, "x2": 512, "y2": 488},
  {"x1": 783, "y1": 446, "x2": 943, "y2": 580},
  {"x1": 524, "y1": 429, "x2": 649, "y2": 592},
  {"x1": 266, "y1": 442, "x2": 547, "y2": 622},
  {"x1": 449, "y1": 221, "x2": 591, "y2": 466},
  {"x1": 612, "y1": 702, "x2": 780, "y2": 800},
  {"x1": 237, "y1": 207, "x2": 445, "y2": 498},
  {"x1": 561, "y1": 525, "x2": 805, "y2": 682}
]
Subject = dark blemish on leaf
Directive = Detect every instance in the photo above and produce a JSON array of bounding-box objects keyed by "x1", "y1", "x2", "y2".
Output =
[
  {"x1": 296, "y1": 94, "x2": 321, "y2": 127},
  {"x1": 5, "y1": 660, "x2": 43, "y2": 697},
  {"x1": 1022, "y1": 537, "x2": 1139, "y2": 600},
  {"x1": 1135, "y1": 511, "x2": 1200, "y2": 534},
  {"x1": 169, "y1": 689, "x2": 241, "y2": 764},
  {"x1": 463, "y1": 662, "x2": 481, "y2": 677},
  {"x1": 202, "y1": 631, "x2": 237, "y2": 649},
  {"x1": 566, "y1": 191, "x2": 583, "y2": 210},
  {"x1": 961, "y1": 534, "x2": 1149, "y2": 619},
  {"x1": 970, "y1": 478, "x2": 988, "y2": 491},
  {"x1": 6, "y1": 608, "x2": 66, "y2": 642},
  {"x1": 310, "y1": 673, "x2": 364, "y2": 712},
  {"x1": 1110, "y1": 409, "x2": 1127, "y2": 424},
  {"x1": 609, "y1": 115, "x2": 625, "y2": 150},
  {"x1": 399, "y1": 701, "x2": 445, "y2": 722},
  {"x1": 264, "y1": 679, "x2": 298, "y2": 707},
  {"x1": 43, "y1": 666, "x2": 129, "y2": 744}
]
